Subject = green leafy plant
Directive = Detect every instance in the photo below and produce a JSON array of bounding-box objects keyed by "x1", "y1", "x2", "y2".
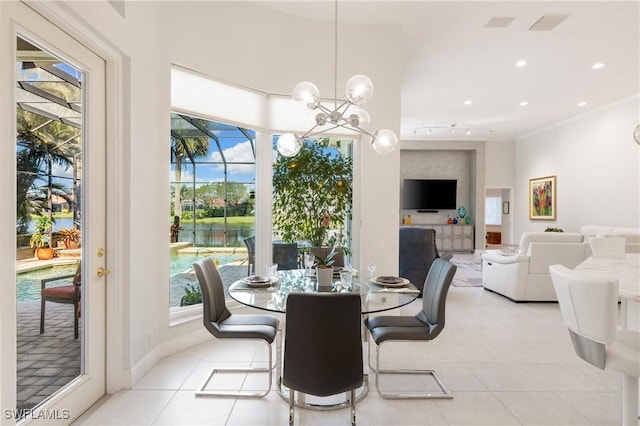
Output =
[
  {"x1": 58, "y1": 227, "x2": 81, "y2": 248},
  {"x1": 273, "y1": 139, "x2": 352, "y2": 247},
  {"x1": 314, "y1": 246, "x2": 337, "y2": 268},
  {"x1": 180, "y1": 283, "x2": 202, "y2": 306},
  {"x1": 544, "y1": 227, "x2": 564, "y2": 232},
  {"x1": 29, "y1": 214, "x2": 53, "y2": 249}
]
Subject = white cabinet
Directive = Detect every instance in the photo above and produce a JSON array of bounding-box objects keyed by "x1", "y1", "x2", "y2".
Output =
[{"x1": 402, "y1": 224, "x2": 474, "y2": 253}]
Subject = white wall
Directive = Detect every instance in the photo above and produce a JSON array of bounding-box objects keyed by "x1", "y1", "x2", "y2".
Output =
[
  {"x1": 1, "y1": 0, "x2": 402, "y2": 388},
  {"x1": 160, "y1": 1, "x2": 403, "y2": 277},
  {"x1": 514, "y1": 96, "x2": 640, "y2": 237},
  {"x1": 485, "y1": 140, "x2": 515, "y2": 188}
]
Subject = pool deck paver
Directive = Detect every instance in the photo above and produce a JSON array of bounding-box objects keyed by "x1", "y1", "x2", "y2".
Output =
[{"x1": 15, "y1": 262, "x2": 248, "y2": 413}]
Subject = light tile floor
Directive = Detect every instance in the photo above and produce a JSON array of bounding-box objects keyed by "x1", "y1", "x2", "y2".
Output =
[{"x1": 74, "y1": 281, "x2": 626, "y2": 425}]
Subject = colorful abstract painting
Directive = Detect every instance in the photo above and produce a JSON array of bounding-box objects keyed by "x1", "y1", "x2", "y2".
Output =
[{"x1": 529, "y1": 176, "x2": 556, "y2": 220}]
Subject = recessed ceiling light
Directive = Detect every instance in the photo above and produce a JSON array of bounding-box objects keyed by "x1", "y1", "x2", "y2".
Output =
[
  {"x1": 516, "y1": 60, "x2": 527, "y2": 67},
  {"x1": 466, "y1": 130, "x2": 471, "y2": 135},
  {"x1": 520, "y1": 101, "x2": 528, "y2": 106},
  {"x1": 592, "y1": 62, "x2": 605, "y2": 70},
  {"x1": 578, "y1": 102, "x2": 587, "y2": 107},
  {"x1": 464, "y1": 100, "x2": 472, "y2": 105}
]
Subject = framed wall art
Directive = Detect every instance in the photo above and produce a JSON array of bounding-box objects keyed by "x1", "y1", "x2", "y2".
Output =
[
  {"x1": 502, "y1": 201, "x2": 510, "y2": 214},
  {"x1": 529, "y1": 175, "x2": 556, "y2": 220}
]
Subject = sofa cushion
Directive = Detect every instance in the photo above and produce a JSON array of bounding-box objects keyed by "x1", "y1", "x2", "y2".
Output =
[
  {"x1": 597, "y1": 229, "x2": 640, "y2": 253},
  {"x1": 528, "y1": 242, "x2": 587, "y2": 273},
  {"x1": 580, "y1": 225, "x2": 613, "y2": 239},
  {"x1": 517, "y1": 232, "x2": 583, "y2": 256}
]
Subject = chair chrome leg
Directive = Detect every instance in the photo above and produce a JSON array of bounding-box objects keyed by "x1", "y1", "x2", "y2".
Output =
[
  {"x1": 350, "y1": 388, "x2": 356, "y2": 426},
  {"x1": 372, "y1": 340, "x2": 453, "y2": 399},
  {"x1": 289, "y1": 389, "x2": 295, "y2": 426},
  {"x1": 195, "y1": 339, "x2": 273, "y2": 398}
]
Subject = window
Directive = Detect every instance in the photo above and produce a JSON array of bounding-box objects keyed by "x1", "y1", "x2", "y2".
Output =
[
  {"x1": 169, "y1": 113, "x2": 256, "y2": 308},
  {"x1": 485, "y1": 196, "x2": 502, "y2": 226}
]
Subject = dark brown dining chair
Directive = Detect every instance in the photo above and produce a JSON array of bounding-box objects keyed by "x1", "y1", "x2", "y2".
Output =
[
  {"x1": 193, "y1": 257, "x2": 279, "y2": 397},
  {"x1": 365, "y1": 258, "x2": 456, "y2": 399},
  {"x1": 40, "y1": 262, "x2": 82, "y2": 339},
  {"x1": 283, "y1": 293, "x2": 363, "y2": 425}
]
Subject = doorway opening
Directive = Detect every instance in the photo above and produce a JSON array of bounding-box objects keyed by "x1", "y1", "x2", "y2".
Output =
[{"x1": 484, "y1": 188, "x2": 512, "y2": 250}]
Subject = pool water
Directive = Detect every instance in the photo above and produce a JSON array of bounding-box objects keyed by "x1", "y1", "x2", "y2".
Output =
[
  {"x1": 170, "y1": 253, "x2": 244, "y2": 275},
  {"x1": 16, "y1": 253, "x2": 245, "y2": 303},
  {"x1": 169, "y1": 253, "x2": 245, "y2": 307},
  {"x1": 17, "y1": 264, "x2": 79, "y2": 301}
]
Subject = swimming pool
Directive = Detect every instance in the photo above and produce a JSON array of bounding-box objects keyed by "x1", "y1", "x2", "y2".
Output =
[
  {"x1": 16, "y1": 253, "x2": 245, "y2": 304},
  {"x1": 17, "y1": 264, "x2": 79, "y2": 301},
  {"x1": 170, "y1": 253, "x2": 243, "y2": 276},
  {"x1": 170, "y1": 253, "x2": 245, "y2": 307}
]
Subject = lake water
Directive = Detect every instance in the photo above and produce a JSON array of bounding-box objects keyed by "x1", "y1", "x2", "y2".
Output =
[
  {"x1": 25, "y1": 217, "x2": 75, "y2": 233},
  {"x1": 176, "y1": 226, "x2": 254, "y2": 247}
]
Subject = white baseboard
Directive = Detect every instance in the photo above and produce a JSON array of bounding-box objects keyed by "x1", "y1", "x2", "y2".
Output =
[{"x1": 126, "y1": 327, "x2": 210, "y2": 388}]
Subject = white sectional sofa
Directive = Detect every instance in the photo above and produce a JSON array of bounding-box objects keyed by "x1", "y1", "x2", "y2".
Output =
[
  {"x1": 481, "y1": 232, "x2": 587, "y2": 302},
  {"x1": 580, "y1": 225, "x2": 640, "y2": 255}
]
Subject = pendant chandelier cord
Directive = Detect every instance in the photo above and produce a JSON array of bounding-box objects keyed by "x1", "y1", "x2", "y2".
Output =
[
  {"x1": 334, "y1": 0, "x2": 338, "y2": 111},
  {"x1": 275, "y1": 0, "x2": 398, "y2": 157}
]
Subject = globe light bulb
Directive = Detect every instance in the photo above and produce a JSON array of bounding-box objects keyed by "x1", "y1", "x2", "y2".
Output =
[
  {"x1": 277, "y1": 133, "x2": 302, "y2": 157},
  {"x1": 345, "y1": 75, "x2": 374, "y2": 105},
  {"x1": 349, "y1": 107, "x2": 370, "y2": 126},
  {"x1": 371, "y1": 129, "x2": 398, "y2": 154},
  {"x1": 292, "y1": 81, "x2": 320, "y2": 110}
]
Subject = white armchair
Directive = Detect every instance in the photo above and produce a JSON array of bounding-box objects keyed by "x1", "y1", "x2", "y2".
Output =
[
  {"x1": 580, "y1": 225, "x2": 640, "y2": 255},
  {"x1": 481, "y1": 232, "x2": 586, "y2": 301},
  {"x1": 597, "y1": 229, "x2": 640, "y2": 254}
]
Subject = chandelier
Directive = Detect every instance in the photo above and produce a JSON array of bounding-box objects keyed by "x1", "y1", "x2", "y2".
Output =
[{"x1": 276, "y1": 1, "x2": 398, "y2": 157}]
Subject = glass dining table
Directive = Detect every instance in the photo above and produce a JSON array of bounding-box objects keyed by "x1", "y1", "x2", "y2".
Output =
[
  {"x1": 228, "y1": 268, "x2": 421, "y2": 410},
  {"x1": 229, "y1": 268, "x2": 420, "y2": 314}
]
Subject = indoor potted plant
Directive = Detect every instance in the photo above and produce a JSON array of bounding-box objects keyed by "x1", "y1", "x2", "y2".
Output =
[
  {"x1": 314, "y1": 246, "x2": 337, "y2": 288},
  {"x1": 30, "y1": 214, "x2": 55, "y2": 260}
]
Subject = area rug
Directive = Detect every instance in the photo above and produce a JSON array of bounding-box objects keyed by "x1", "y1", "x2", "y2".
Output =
[{"x1": 449, "y1": 255, "x2": 483, "y2": 287}]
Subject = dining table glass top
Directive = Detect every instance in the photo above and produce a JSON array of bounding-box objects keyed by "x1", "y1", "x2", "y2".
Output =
[{"x1": 229, "y1": 269, "x2": 420, "y2": 314}]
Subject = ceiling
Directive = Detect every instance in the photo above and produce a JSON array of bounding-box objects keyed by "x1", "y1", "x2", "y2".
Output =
[{"x1": 254, "y1": 1, "x2": 639, "y2": 142}]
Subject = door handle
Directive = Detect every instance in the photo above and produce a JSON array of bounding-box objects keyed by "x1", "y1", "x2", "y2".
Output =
[{"x1": 97, "y1": 267, "x2": 111, "y2": 278}]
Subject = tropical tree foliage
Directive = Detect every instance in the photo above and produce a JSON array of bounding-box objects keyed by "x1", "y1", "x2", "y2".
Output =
[
  {"x1": 16, "y1": 109, "x2": 79, "y2": 233},
  {"x1": 170, "y1": 123, "x2": 209, "y2": 219},
  {"x1": 272, "y1": 139, "x2": 352, "y2": 247}
]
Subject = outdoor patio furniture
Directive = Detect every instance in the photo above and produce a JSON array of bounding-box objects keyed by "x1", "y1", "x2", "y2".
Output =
[{"x1": 40, "y1": 263, "x2": 81, "y2": 339}]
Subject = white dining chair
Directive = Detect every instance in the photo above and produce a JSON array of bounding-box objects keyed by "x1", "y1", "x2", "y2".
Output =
[
  {"x1": 550, "y1": 264, "x2": 639, "y2": 425},
  {"x1": 589, "y1": 237, "x2": 626, "y2": 256}
]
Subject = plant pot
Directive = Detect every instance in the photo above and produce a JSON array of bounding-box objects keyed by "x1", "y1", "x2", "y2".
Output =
[
  {"x1": 316, "y1": 267, "x2": 334, "y2": 289},
  {"x1": 35, "y1": 248, "x2": 55, "y2": 260},
  {"x1": 64, "y1": 240, "x2": 79, "y2": 250}
]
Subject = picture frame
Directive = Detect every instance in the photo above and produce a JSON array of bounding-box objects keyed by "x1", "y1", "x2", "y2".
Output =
[
  {"x1": 529, "y1": 175, "x2": 556, "y2": 220},
  {"x1": 502, "y1": 201, "x2": 509, "y2": 214}
]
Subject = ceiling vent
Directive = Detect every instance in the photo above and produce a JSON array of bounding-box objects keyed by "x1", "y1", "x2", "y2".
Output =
[
  {"x1": 529, "y1": 14, "x2": 570, "y2": 31},
  {"x1": 485, "y1": 17, "x2": 516, "y2": 28}
]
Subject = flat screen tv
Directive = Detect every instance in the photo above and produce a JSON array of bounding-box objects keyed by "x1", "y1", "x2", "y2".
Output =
[{"x1": 403, "y1": 179, "x2": 457, "y2": 211}]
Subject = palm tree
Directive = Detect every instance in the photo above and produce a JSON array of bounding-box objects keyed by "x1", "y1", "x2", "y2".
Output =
[
  {"x1": 16, "y1": 109, "x2": 79, "y2": 234},
  {"x1": 170, "y1": 119, "x2": 209, "y2": 220}
]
